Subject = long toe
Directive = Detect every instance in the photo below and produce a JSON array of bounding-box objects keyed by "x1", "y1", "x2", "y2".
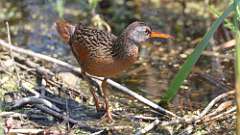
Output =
[{"x1": 100, "y1": 109, "x2": 114, "y2": 123}]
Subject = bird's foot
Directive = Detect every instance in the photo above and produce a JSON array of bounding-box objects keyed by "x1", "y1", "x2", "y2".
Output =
[
  {"x1": 95, "y1": 102, "x2": 106, "y2": 112},
  {"x1": 100, "y1": 109, "x2": 114, "y2": 123},
  {"x1": 95, "y1": 102, "x2": 101, "y2": 112}
]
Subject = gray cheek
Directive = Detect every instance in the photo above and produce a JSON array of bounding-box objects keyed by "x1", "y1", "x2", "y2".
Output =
[
  {"x1": 129, "y1": 30, "x2": 148, "y2": 43},
  {"x1": 136, "y1": 34, "x2": 148, "y2": 42},
  {"x1": 129, "y1": 31, "x2": 139, "y2": 42}
]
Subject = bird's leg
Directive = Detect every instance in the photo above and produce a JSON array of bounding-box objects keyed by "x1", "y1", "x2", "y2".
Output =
[
  {"x1": 82, "y1": 72, "x2": 101, "y2": 112},
  {"x1": 101, "y1": 78, "x2": 113, "y2": 122},
  {"x1": 89, "y1": 87, "x2": 101, "y2": 111}
]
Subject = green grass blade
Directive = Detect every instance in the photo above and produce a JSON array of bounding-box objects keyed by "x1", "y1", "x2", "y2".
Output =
[
  {"x1": 235, "y1": 16, "x2": 240, "y2": 135},
  {"x1": 233, "y1": 0, "x2": 240, "y2": 134},
  {"x1": 162, "y1": 3, "x2": 236, "y2": 102}
]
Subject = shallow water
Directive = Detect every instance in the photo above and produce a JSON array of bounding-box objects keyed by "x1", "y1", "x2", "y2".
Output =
[{"x1": 0, "y1": 0, "x2": 232, "y2": 112}]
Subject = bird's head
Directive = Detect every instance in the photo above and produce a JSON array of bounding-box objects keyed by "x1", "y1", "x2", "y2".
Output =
[{"x1": 125, "y1": 21, "x2": 173, "y2": 44}]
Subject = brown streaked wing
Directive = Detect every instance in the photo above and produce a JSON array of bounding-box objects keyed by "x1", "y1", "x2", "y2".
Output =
[{"x1": 71, "y1": 23, "x2": 117, "y2": 60}]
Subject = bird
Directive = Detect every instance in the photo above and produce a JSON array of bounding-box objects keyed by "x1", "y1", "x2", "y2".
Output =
[{"x1": 56, "y1": 20, "x2": 172, "y2": 122}]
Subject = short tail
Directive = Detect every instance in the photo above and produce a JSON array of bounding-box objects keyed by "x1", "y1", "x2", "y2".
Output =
[{"x1": 56, "y1": 20, "x2": 75, "y2": 43}]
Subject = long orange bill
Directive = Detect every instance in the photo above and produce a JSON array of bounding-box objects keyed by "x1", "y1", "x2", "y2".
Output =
[{"x1": 150, "y1": 31, "x2": 173, "y2": 39}]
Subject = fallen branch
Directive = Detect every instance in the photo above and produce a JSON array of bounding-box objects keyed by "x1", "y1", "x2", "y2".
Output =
[
  {"x1": 11, "y1": 83, "x2": 62, "y2": 112},
  {"x1": 203, "y1": 100, "x2": 234, "y2": 119},
  {"x1": 0, "y1": 39, "x2": 179, "y2": 118},
  {"x1": 203, "y1": 106, "x2": 236, "y2": 123},
  {"x1": 135, "y1": 118, "x2": 160, "y2": 135},
  {"x1": 135, "y1": 90, "x2": 236, "y2": 134},
  {"x1": 195, "y1": 73, "x2": 233, "y2": 91},
  {"x1": 8, "y1": 129, "x2": 44, "y2": 135},
  {"x1": 215, "y1": 39, "x2": 235, "y2": 51},
  {"x1": 130, "y1": 115, "x2": 158, "y2": 121},
  {"x1": 90, "y1": 130, "x2": 105, "y2": 135},
  {"x1": 35, "y1": 104, "x2": 100, "y2": 132},
  {"x1": 12, "y1": 96, "x2": 61, "y2": 112},
  {"x1": 14, "y1": 56, "x2": 55, "y2": 77},
  {"x1": 198, "y1": 90, "x2": 234, "y2": 118},
  {"x1": 14, "y1": 56, "x2": 88, "y2": 100},
  {"x1": 185, "y1": 49, "x2": 234, "y2": 60},
  {"x1": 0, "y1": 112, "x2": 27, "y2": 118}
]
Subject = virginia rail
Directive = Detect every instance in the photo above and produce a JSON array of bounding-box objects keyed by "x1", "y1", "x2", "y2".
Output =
[{"x1": 56, "y1": 20, "x2": 172, "y2": 122}]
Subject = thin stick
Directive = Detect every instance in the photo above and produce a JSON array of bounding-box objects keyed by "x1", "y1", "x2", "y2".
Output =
[
  {"x1": 12, "y1": 96, "x2": 61, "y2": 112},
  {"x1": 106, "y1": 79, "x2": 180, "y2": 118},
  {"x1": 135, "y1": 90, "x2": 235, "y2": 134},
  {"x1": 5, "y1": 22, "x2": 20, "y2": 82},
  {"x1": 203, "y1": 106, "x2": 236, "y2": 122},
  {"x1": 0, "y1": 112, "x2": 27, "y2": 118},
  {"x1": 0, "y1": 39, "x2": 81, "y2": 73},
  {"x1": 34, "y1": 104, "x2": 100, "y2": 132},
  {"x1": 186, "y1": 49, "x2": 234, "y2": 60},
  {"x1": 90, "y1": 130, "x2": 105, "y2": 135},
  {"x1": 177, "y1": 125, "x2": 194, "y2": 135},
  {"x1": 15, "y1": 83, "x2": 61, "y2": 112},
  {"x1": 13, "y1": 56, "x2": 88, "y2": 100},
  {"x1": 0, "y1": 39, "x2": 179, "y2": 118},
  {"x1": 198, "y1": 90, "x2": 235, "y2": 118},
  {"x1": 135, "y1": 118, "x2": 160, "y2": 135},
  {"x1": 130, "y1": 115, "x2": 158, "y2": 121},
  {"x1": 215, "y1": 39, "x2": 235, "y2": 50},
  {"x1": 5, "y1": 22, "x2": 12, "y2": 57},
  {"x1": 8, "y1": 129, "x2": 44, "y2": 134}
]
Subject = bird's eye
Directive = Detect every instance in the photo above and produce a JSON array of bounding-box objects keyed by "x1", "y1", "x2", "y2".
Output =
[{"x1": 145, "y1": 29, "x2": 151, "y2": 35}]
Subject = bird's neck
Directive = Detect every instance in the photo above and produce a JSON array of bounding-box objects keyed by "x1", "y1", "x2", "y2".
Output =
[{"x1": 113, "y1": 34, "x2": 139, "y2": 60}]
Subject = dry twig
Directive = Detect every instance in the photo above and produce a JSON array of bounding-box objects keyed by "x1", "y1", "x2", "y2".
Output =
[
  {"x1": 135, "y1": 90, "x2": 235, "y2": 134},
  {"x1": 135, "y1": 118, "x2": 160, "y2": 135}
]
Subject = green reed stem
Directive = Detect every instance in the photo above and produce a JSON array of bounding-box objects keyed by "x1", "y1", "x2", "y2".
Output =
[
  {"x1": 234, "y1": 0, "x2": 240, "y2": 134},
  {"x1": 162, "y1": 3, "x2": 236, "y2": 102}
]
